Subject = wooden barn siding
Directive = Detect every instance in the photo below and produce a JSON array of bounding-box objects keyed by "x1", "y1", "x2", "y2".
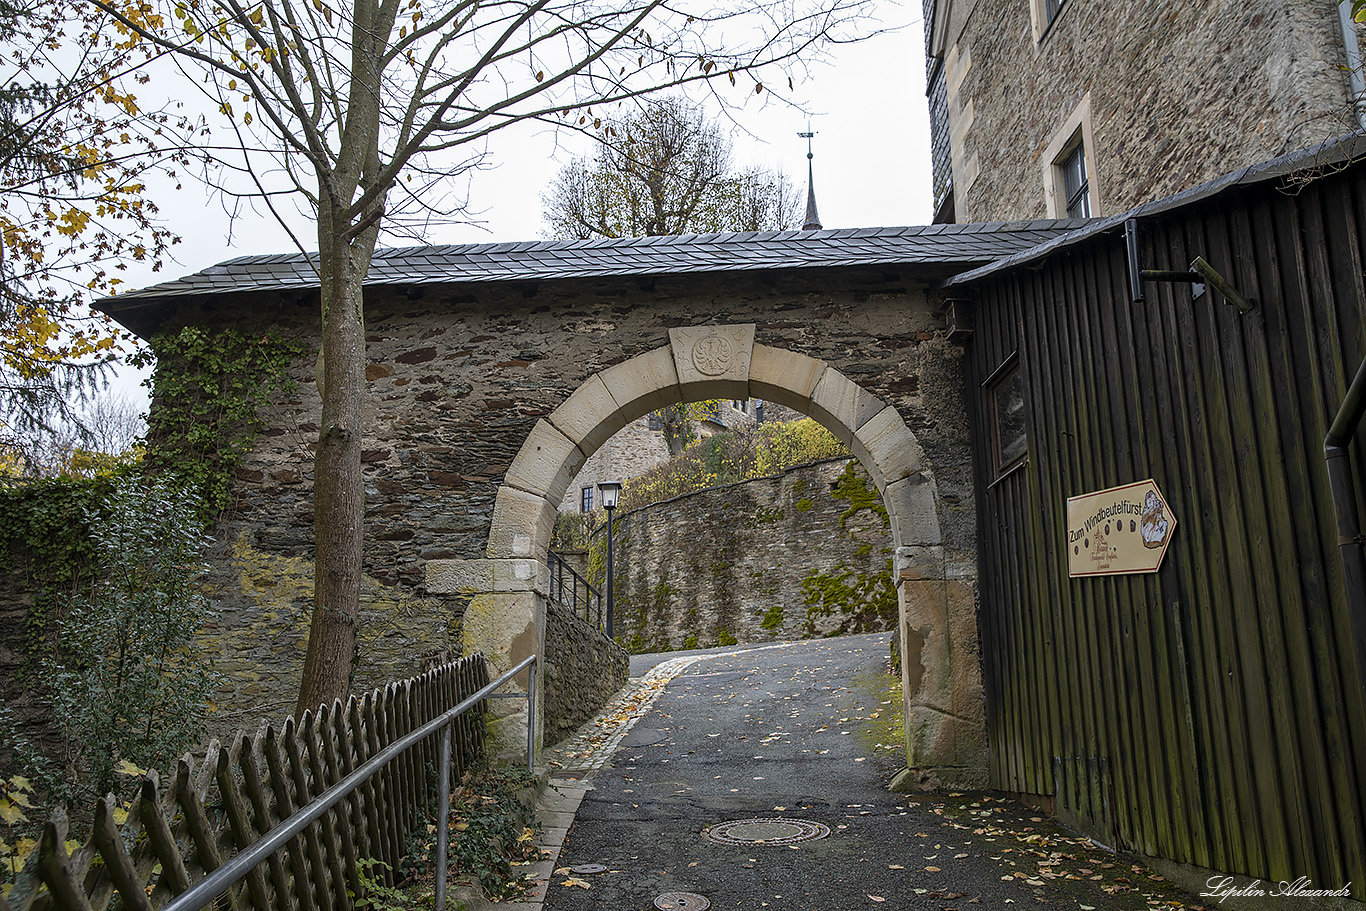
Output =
[{"x1": 967, "y1": 166, "x2": 1366, "y2": 893}]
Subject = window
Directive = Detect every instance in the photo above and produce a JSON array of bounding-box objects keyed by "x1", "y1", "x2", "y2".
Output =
[
  {"x1": 1061, "y1": 142, "x2": 1091, "y2": 218},
  {"x1": 986, "y1": 356, "x2": 1027, "y2": 476},
  {"x1": 1041, "y1": 95, "x2": 1100, "y2": 219},
  {"x1": 580, "y1": 487, "x2": 593, "y2": 513},
  {"x1": 1030, "y1": 0, "x2": 1068, "y2": 40}
]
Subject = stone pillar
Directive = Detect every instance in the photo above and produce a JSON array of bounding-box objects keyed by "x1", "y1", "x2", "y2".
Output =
[
  {"x1": 425, "y1": 556, "x2": 549, "y2": 761},
  {"x1": 891, "y1": 545, "x2": 987, "y2": 790}
]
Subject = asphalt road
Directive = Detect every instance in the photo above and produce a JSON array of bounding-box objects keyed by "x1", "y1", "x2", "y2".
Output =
[{"x1": 542, "y1": 632, "x2": 1207, "y2": 911}]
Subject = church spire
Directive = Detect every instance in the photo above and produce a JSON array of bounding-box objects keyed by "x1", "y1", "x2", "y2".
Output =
[{"x1": 799, "y1": 129, "x2": 822, "y2": 231}]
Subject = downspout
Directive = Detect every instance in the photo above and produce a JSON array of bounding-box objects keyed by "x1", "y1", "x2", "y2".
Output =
[
  {"x1": 1326, "y1": 354, "x2": 1366, "y2": 694},
  {"x1": 1339, "y1": 0, "x2": 1366, "y2": 131}
]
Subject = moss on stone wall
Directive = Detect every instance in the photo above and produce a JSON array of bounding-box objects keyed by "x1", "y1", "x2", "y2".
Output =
[
  {"x1": 831, "y1": 461, "x2": 890, "y2": 530},
  {"x1": 749, "y1": 505, "x2": 785, "y2": 526},
  {"x1": 208, "y1": 532, "x2": 450, "y2": 730},
  {"x1": 799, "y1": 557, "x2": 897, "y2": 639},
  {"x1": 610, "y1": 459, "x2": 898, "y2": 653}
]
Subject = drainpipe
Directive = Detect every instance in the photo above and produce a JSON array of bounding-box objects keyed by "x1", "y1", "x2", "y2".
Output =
[
  {"x1": 1339, "y1": 0, "x2": 1366, "y2": 131},
  {"x1": 1326, "y1": 354, "x2": 1366, "y2": 695}
]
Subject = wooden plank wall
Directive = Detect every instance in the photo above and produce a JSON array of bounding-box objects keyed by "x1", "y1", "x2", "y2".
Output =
[
  {"x1": 966, "y1": 162, "x2": 1366, "y2": 896},
  {"x1": 1, "y1": 655, "x2": 490, "y2": 911}
]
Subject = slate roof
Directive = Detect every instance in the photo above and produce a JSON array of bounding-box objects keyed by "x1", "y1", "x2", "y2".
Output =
[{"x1": 100, "y1": 220, "x2": 1089, "y2": 305}]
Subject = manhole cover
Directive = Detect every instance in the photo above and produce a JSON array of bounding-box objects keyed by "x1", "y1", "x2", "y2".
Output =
[
  {"x1": 655, "y1": 893, "x2": 710, "y2": 910},
  {"x1": 570, "y1": 863, "x2": 608, "y2": 874},
  {"x1": 701, "y1": 818, "x2": 831, "y2": 846}
]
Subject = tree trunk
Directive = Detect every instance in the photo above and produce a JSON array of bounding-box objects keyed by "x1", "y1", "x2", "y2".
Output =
[
  {"x1": 295, "y1": 199, "x2": 378, "y2": 716},
  {"x1": 661, "y1": 405, "x2": 690, "y2": 456}
]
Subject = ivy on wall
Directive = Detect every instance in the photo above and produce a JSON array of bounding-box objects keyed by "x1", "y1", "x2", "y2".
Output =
[
  {"x1": 1, "y1": 327, "x2": 306, "y2": 870},
  {"x1": 2, "y1": 327, "x2": 304, "y2": 669},
  {"x1": 131, "y1": 326, "x2": 306, "y2": 521},
  {"x1": 0, "y1": 473, "x2": 122, "y2": 676}
]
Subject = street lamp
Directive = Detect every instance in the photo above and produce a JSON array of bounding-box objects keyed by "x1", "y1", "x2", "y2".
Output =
[{"x1": 598, "y1": 481, "x2": 622, "y2": 638}]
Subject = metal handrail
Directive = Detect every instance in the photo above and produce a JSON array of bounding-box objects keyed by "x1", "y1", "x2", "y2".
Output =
[
  {"x1": 161, "y1": 654, "x2": 538, "y2": 911},
  {"x1": 548, "y1": 551, "x2": 603, "y2": 629}
]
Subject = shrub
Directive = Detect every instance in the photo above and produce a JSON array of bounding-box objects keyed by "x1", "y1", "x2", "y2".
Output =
[{"x1": 45, "y1": 476, "x2": 218, "y2": 801}]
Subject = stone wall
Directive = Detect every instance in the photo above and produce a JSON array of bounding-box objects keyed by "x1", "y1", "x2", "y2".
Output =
[
  {"x1": 139, "y1": 267, "x2": 975, "y2": 737},
  {"x1": 939, "y1": 0, "x2": 1353, "y2": 223},
  {"x1": 542, "y1": 599, "x2": 628, "y2": 745},
  {"x1": 610, "y1": 458, "x2": 897, "y2": 652}
]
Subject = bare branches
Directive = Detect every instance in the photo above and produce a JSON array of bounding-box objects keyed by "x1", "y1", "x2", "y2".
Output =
[
  {"x1": 84, "y1": 0, "x2": 875, "y2": 240},
  {"x1": 541, "y1": 95, "x2": 801, "y2": 238}
]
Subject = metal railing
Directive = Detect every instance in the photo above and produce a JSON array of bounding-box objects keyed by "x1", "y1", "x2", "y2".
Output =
[
  {"x1": 548, "y1": 551, "x2": 603, "y2": 629},
  {"x1": 161, "y1": 655, "x2": 537, "y2": 911}
]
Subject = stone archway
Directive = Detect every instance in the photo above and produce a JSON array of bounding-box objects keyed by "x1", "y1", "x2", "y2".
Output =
[{"x1": 427, "y1": 325, "x2": 983, "y2": 784}]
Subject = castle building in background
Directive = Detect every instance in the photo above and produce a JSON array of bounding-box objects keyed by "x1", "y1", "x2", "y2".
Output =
[{"x1": 923, "y1": 0, "x2": 1365, "y2": 224}]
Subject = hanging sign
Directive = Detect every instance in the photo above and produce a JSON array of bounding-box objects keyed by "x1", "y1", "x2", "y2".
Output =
[{"x1": 1067, "y1": 479, "x2": 1177, "y2": 577}]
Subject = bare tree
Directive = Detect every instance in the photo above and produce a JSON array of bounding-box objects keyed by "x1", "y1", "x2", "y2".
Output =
[
  {"x1": 7, "y1": 393, "x2": 145, "y2": 477},
  {"x1": 542, "y1": 95, "x2": 801, "y2": 238},
  {"x1": 91, "y1": 0, "x2": 877, "y2": 713}
]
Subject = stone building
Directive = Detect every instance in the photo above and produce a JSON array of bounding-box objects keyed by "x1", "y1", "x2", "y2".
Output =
[{"x1": 923, "y1": 0, "x2": 1365, "y2": 223}]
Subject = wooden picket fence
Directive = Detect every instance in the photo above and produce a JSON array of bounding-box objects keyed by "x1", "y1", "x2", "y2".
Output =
[{"x1": 1, "y1": 654, "x2": 490, "y2": 911}]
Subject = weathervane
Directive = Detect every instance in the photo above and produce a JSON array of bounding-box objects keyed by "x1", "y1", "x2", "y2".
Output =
[{"x1": 798, "y1": 125, "x2": 822, "y2": 230}]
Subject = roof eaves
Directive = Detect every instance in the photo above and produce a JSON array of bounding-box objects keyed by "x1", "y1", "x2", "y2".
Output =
[{"x1": 946, "y1": 130, "x2": 1366, "y2": 288}]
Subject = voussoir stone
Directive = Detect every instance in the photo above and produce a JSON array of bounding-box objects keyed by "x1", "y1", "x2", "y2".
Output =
[
  {"x1": 486, "y1": 486, "x2": 558, "y2": 559},
  {"x1": 599, "y1": 346, "x2": 683, "y2": 419},
  {"x1": 749, "y1": 344, "x2": 826, "y2": 412},
  {"x1": 668, "y1": 324, "x2": 755, "y2": 401},
  {"x1": 503, "y1": 419, "x2": 587, "y2": 503},
  {"x1": 851, "y1": 405, "x2": 927, "y2": 493},
  {"x1": 808, "y1": 368, "x2": 886, "y2": 445},
  {"x1": 548, "y1": 373, "x2": 629, "y2": 455},
  {"x1": 884, "y1": 477, "x2": 943, "y2": 550}
]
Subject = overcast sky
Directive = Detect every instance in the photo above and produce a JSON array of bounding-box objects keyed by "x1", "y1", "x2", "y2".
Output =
[{"x1": 104, "y1": 14, "x2": 932, "y2": 408}]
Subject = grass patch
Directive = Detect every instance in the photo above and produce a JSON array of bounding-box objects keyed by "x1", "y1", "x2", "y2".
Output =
[{"x1": 852, "y1": 655, "x2": 906, "y2": 762}]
